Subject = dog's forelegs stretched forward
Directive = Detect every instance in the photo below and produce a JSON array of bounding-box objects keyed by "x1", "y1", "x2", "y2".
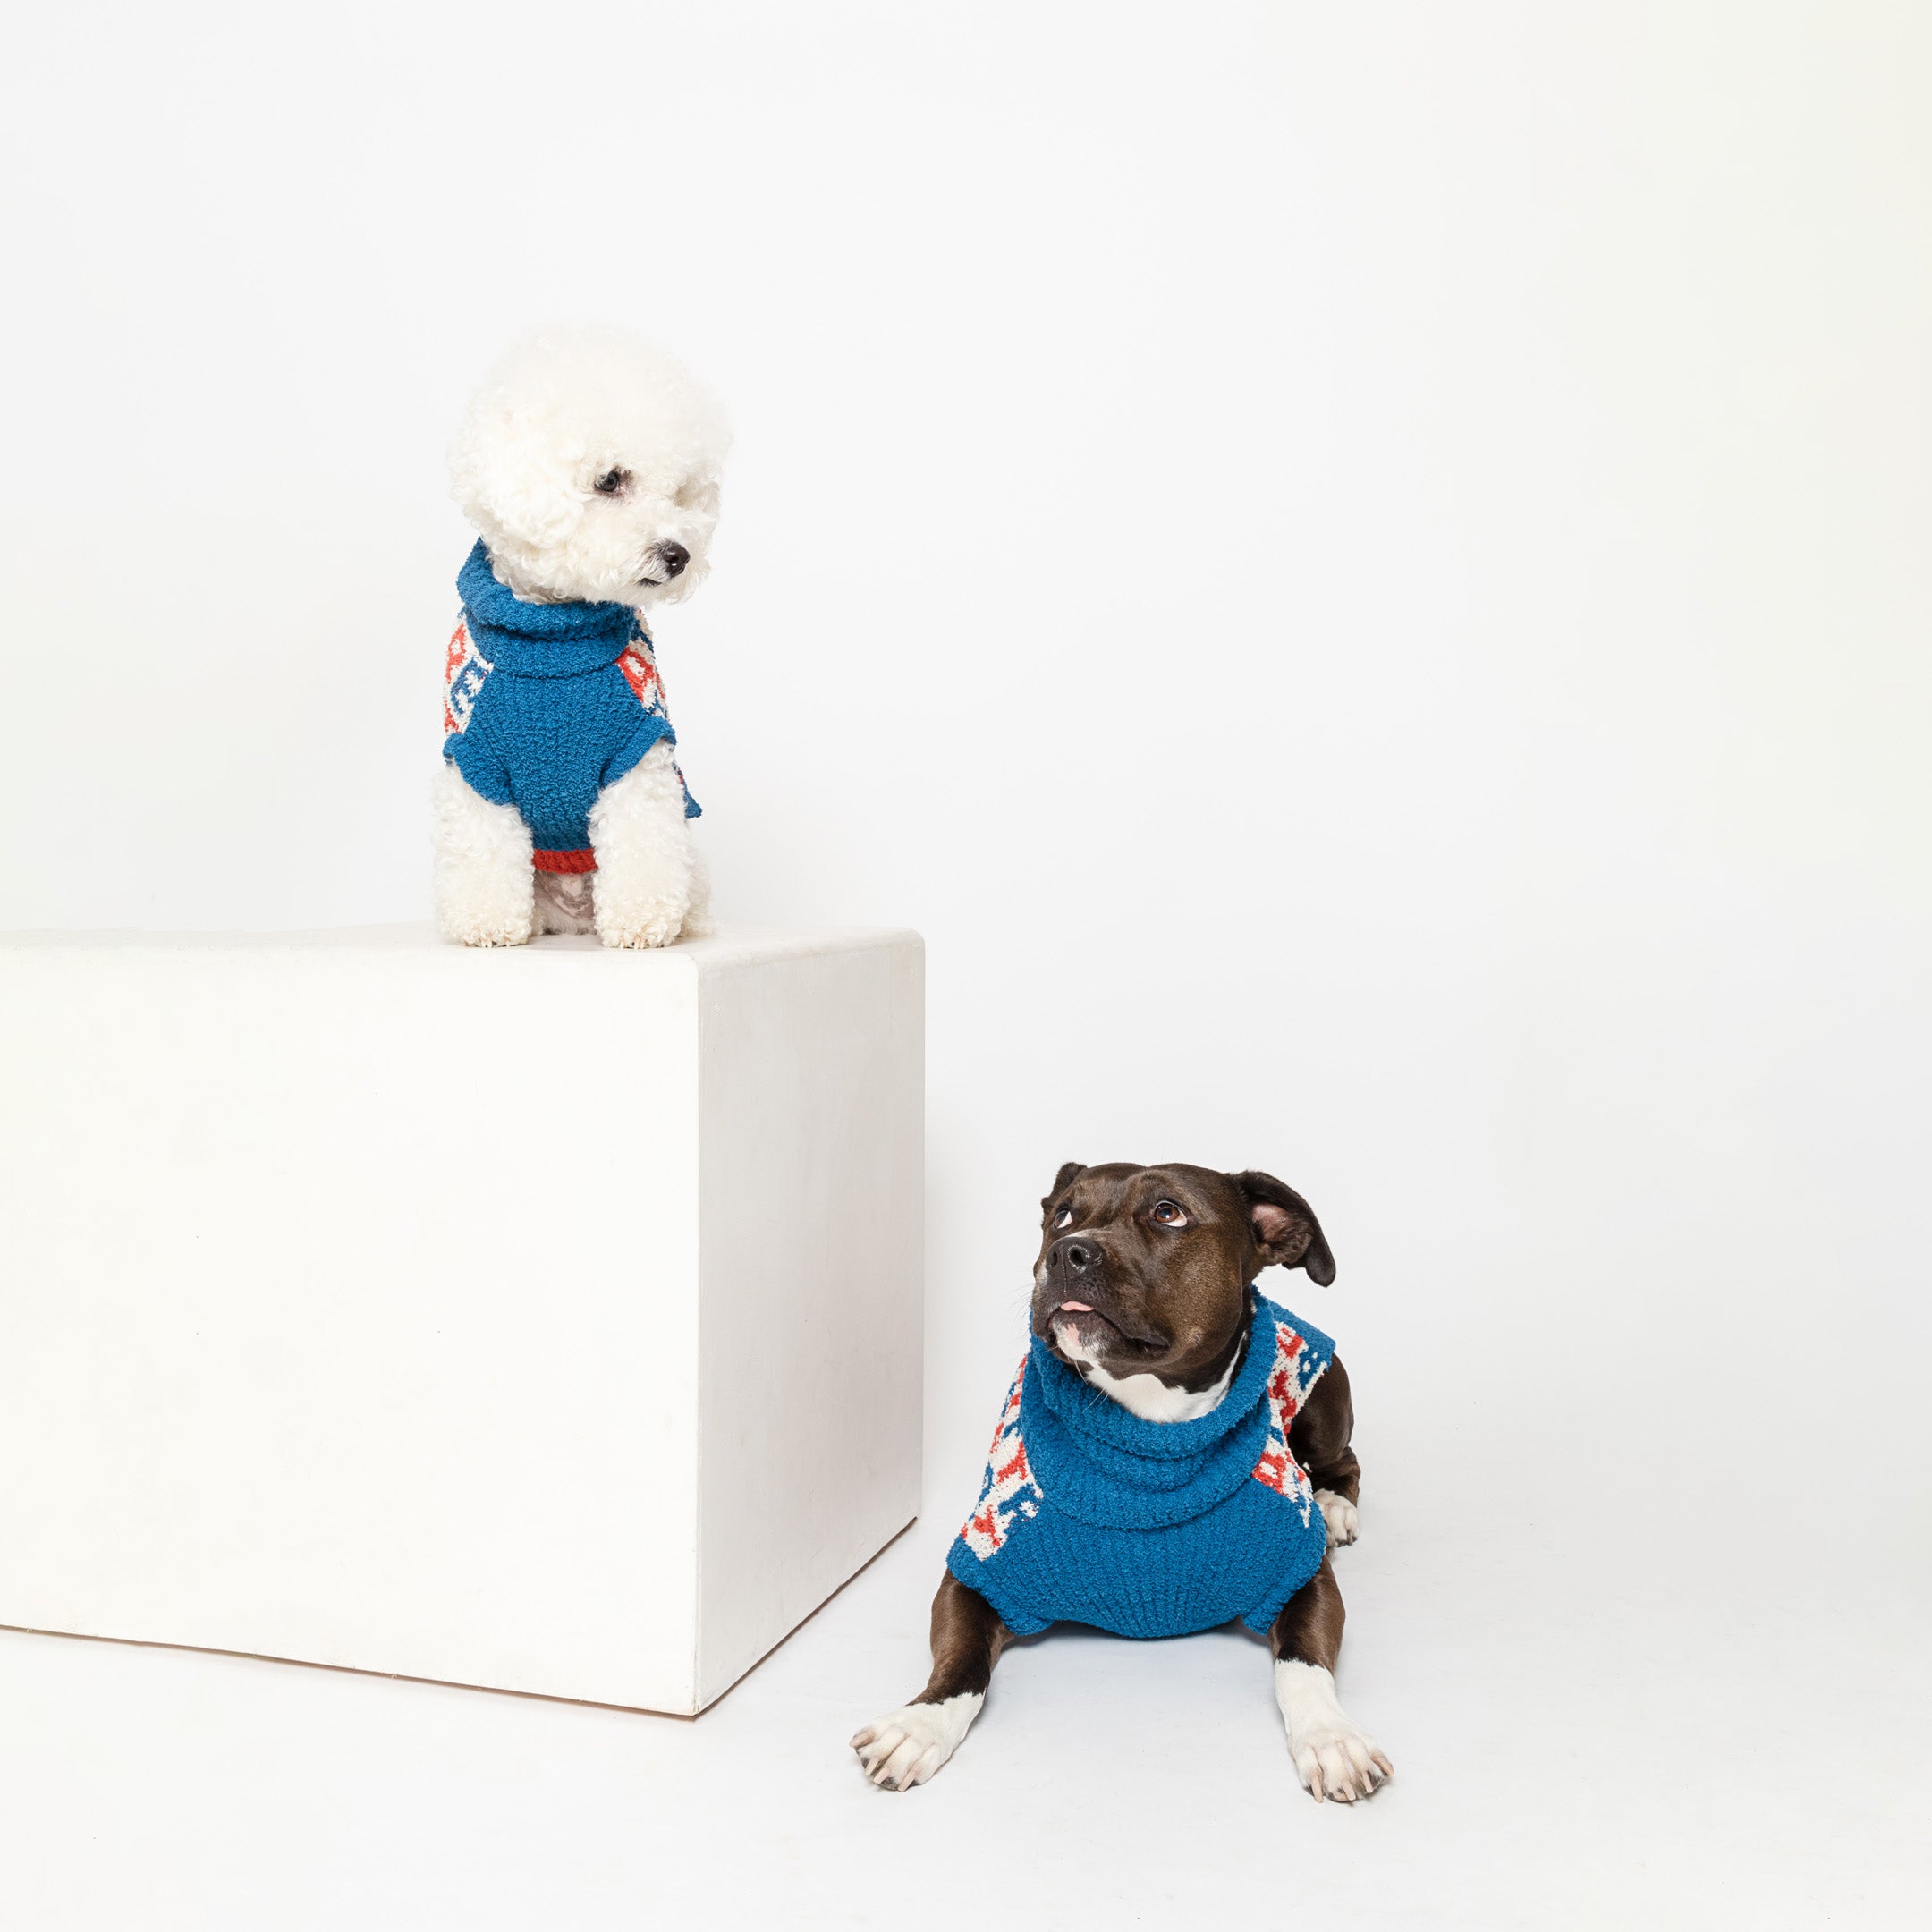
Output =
[
  {"x1": 1271, "y1": 1555, "x2": 1392, "y2": 1802},
  {"x1": 589, "y1": 742, "x2": 699, "y2": 949},
  {"x1": 852, "y1": 1573, "x2": 1008, "y2": 1791}
]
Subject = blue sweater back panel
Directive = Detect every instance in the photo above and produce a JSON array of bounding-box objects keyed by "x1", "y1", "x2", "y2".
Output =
[{"x1": 947, "y1": 1296, "x2": 1335, "y2": 1640}]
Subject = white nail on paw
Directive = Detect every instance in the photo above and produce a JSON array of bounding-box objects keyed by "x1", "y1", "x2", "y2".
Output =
[
  {"x1": 1275, "y1": 1659, "x2": 1392, "y2": 1803},
  {"x1": 1315, "y1": 1489, "x2": 1359, "y2": 1548},
  {"x1": 850, "y1": 1692, "x2": 983, "y2": 1791}
]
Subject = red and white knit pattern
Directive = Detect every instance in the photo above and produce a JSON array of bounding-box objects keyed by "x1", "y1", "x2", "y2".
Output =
[
  {"x1": 1250, "y1": 1325, "x2": 1324, "y2": 1526},
  {"x1": 442, "y1": 617, "x2": 491, "y2": 734},
  {"x1": 960, "y1": 1359, "x2": 1043, "y2": 1561},
  {"x1": 617, "y1": 632, "x2": 668, "y2": 717},
  {"x1": 621, "y1": 635, "x2": 696, "y2": 800}
]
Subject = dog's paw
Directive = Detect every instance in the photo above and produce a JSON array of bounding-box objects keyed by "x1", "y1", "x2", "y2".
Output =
[
  {"x1": 431, "y1": 761, "x2": 538, "y2": 946},
  {"x1": 602, "y1": 903, "x2": 695, "y2": 950},
  {"x1": 1275, "y1": 1660, "x2": 1392, "y2": 1804},
  {"x1": 587, "y1": 746, "x2": 698, "y2": 947},
  {"x1": 1289, "y1": 1713, "x2": 1392, "y2": 1803},
  {"x1": 445, "y1": 912, "x2": 533, "y2": 947},
  {"x1": 1316, "y1": 1489, "x2": 1359, "y2": 1548},
  {"x1": 850, "y1": 1693, "x2": 982, "y2": 1792}
]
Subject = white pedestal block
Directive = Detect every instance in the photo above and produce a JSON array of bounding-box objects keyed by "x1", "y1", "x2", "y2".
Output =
[{"x1": 0, "y1": 923, "x2": 922, "y2": 1715}]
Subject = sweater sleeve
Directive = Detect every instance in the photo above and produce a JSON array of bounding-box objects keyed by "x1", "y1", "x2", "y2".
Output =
[{"x1": 601, "y1": 711, "x2": 675, "y2": 792}]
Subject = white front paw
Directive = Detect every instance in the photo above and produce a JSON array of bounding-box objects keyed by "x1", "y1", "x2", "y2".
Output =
[
  {"x1": 850, "y1": 1692, "x2": 982, "y2": 1792},
  {"x1": 432, "y1": 763, "x2": 535, "y2": 946},
  {"x1": 1316, "y1": 1489, "x2": 1359, "y2": 1548},
  {"x1": 1275, "y1": 1660, "x2": 1391, "y2": 1803},
  {"x1": 1290, "y1": 1714, "x2": 1393, "y2": 1802},
  {"x1": 445, "y1": 910, "x2": 533, "y2": 947},
  {"x1": 595, "y1": 897, "x2": 687, "y2": 949},
  {"x1": 587, "y1": 745, "x2": 695, "y2": 947}
]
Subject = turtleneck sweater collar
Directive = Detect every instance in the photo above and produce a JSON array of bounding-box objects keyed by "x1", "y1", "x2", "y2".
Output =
[
  {"x1": 1019, "y1": 1294, "x2": 1284, "y2": 1529},
  {"x1": 457, "y1": 539, "x2": 638, "y2": 678}
]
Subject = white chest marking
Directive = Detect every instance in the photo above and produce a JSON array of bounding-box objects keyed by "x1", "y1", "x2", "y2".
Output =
[{"x1": 1051, "y1": 1318, "x2": 1238, "y2": 1423}]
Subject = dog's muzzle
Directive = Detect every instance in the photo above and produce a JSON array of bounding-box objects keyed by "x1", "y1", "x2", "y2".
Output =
[
  {"x1": 639, "y1": 541, "x2": 690, "y2": 585},
  {"x1": 1039, "y1": 1237, "x2": 1143, "y2": 1347}
]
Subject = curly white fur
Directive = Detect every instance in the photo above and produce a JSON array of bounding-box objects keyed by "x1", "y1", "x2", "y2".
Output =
[
  {"x1": 431, "y1": 758, "x2": 534, "y2": 947},
  {"x1": 587, "y1": 742, "x2": 699, "y2": 948},
  {"x1": 449, "y1": 324, "x2": 730, "y2": 610},
  {"x1": 435, "y1": 325, "x2": 729, "y2": 949}
]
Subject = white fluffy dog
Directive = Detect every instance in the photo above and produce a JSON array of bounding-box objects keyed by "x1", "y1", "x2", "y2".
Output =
[{"x1": 433, "y1": 325, "x2": 730, "y2": 947}]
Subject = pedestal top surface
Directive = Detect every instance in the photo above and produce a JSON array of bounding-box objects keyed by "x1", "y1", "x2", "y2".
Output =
[{"x1": 0, "y1": 921, "x2": 920, "y2": 970}]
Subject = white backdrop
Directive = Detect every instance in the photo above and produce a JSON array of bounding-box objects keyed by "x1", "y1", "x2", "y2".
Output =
[{"x1": 3, "y1": 5, "x2": 1928, "y2": 1927}]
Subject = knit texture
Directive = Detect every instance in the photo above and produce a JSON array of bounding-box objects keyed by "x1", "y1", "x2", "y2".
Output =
[
  {"x1": 442, "y1": 539, "x2": 699, "y2": 869},
  {"x1": 947, "y1": 1294, "x2": 1335, "y2": 1639}
]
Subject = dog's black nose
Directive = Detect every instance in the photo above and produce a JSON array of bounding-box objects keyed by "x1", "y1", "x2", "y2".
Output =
[
  {"x1": 657, "y1": 541, "x2": 690, "y2": 580},
  {"x1": 1048, "y1": 1236, "x2": 1099, "y2": 1276}
]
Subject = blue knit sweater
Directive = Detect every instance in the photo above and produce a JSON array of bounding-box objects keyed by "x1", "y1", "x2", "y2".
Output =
[
  {"x1": 947, "y1": 1295, "x2": 1335, "y2": 1639},
  {"x1": 442, "y1": 540, "x2": 698, "y2": 871}
]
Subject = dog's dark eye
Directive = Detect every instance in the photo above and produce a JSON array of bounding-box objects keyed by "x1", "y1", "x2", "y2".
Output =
[
  {"x1": 593, "y1": 468, "x2": 631, "y2": 496},
  {"x1": 1054, "y1": 1206, "x2": 1074, "y2": 1230},
  {"x1": 1150, "y1": 1200, "x2": 1190, "y2": 1229}
]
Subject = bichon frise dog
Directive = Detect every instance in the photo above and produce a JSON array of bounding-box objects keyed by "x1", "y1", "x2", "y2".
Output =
[{"x1": 433, "y1": 324, "x2": 731, "y2": 947}]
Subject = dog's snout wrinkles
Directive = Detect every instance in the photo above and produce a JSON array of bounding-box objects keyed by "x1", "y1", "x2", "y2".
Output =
[{"x1": 657, "y1": 541, "x2": 691, "y2": 580}]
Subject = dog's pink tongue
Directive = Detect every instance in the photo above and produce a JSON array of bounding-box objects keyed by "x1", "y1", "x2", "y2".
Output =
[{"x1": 1058, "y1": 1301, "x2": 1094, "y2": 1313}]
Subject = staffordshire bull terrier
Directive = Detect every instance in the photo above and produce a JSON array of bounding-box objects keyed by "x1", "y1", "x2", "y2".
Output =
[{"x1": 852, "y1": 1161, "x2": 1391, "y2": 1801}]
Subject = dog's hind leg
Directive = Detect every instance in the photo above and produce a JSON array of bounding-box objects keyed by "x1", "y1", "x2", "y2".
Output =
[
  {"x1": 1271, "y1": 1555, "x2": 1393, "y2": 1802},
  {"x1": 588, "y1": 743, "x2": 695, "y2": 949},
  {"x1": 532, "y1": 869, "x2": 597, "y2": 936},
  {"x1": 680, "y1": 843, "x2": 716, "y2": 939},
  {"x1": 432, "y1": 761, "x2": 535, "y2": 946},
  {"x1": 1291, "y1": 1353, "x2": 1362, "y2": 1548},
  {"x1": 852, "y1": 1573, "x2": 1009, "y2": 1791}
]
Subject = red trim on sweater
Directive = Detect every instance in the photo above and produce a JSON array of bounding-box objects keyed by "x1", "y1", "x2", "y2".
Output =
[{"x1": 532, "y1": 847, "x2": 597, "y2": 875}]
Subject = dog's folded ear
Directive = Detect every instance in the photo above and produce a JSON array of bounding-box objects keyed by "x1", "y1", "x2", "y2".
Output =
[
  {"x1": 1231, "y1": 1171, "x2": 1335, "y2": 1285},
  {"x1": 1041, "y1": 1161, "x2": 1086, "y2": 1213}
]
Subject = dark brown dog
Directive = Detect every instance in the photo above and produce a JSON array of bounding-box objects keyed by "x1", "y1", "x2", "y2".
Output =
[{"x1": 852, "y1": 1161, "x2": 1392, "y2": 1801}]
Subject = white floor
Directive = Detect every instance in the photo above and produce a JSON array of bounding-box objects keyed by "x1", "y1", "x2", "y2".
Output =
[{"x1": 5, "y1": 1390, "x2": 1923, "y2": 1932}]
